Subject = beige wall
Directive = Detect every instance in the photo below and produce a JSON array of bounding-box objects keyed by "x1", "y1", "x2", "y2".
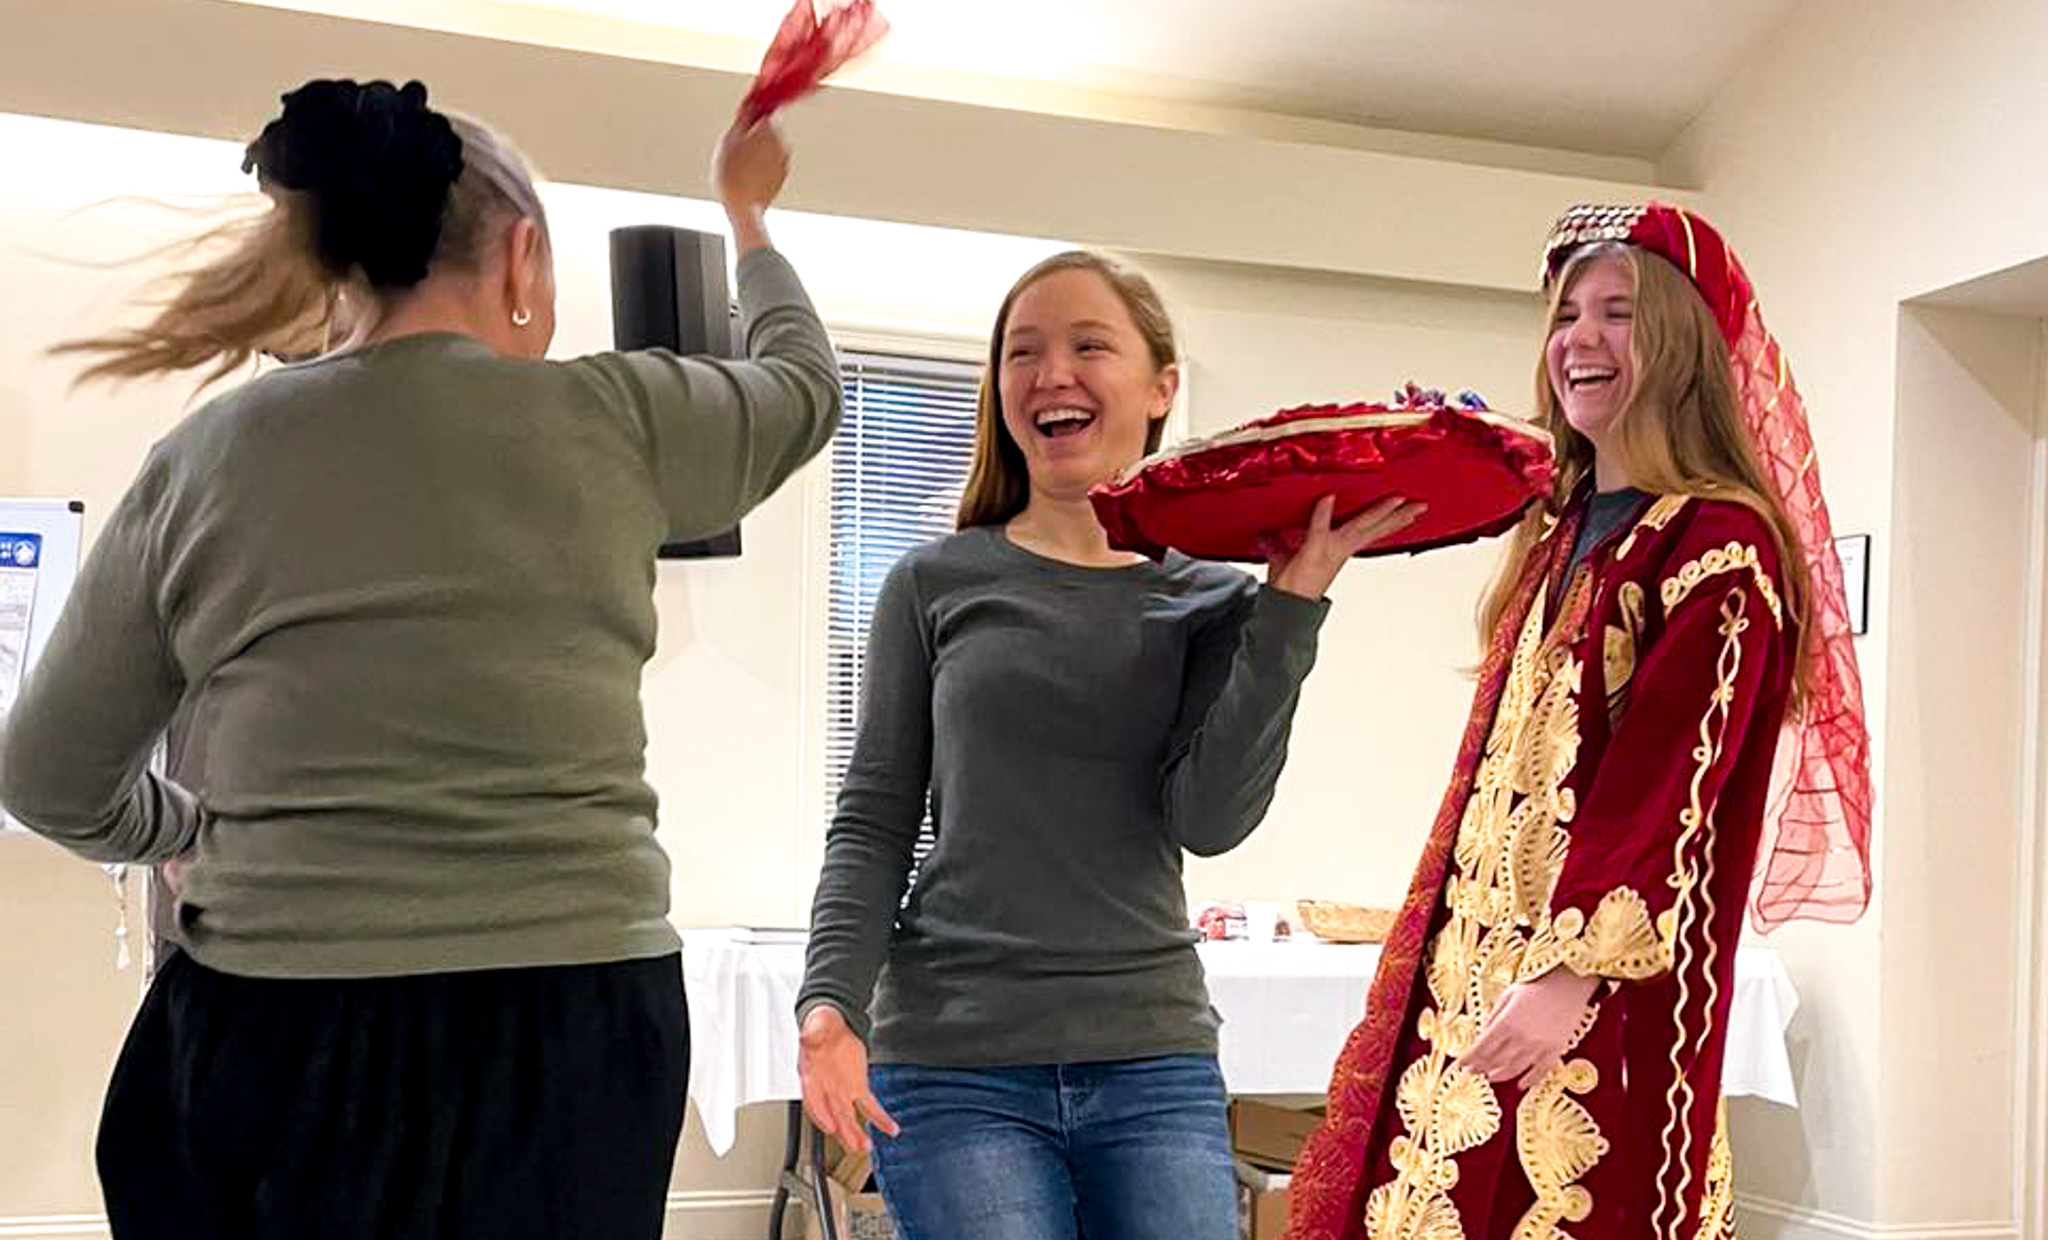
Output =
[
  {"x1": 1665, "y1": 1, "x2": 2048, "y2": 1236},
  {"x1": 0, "y1": 841, "x2": 141, "y2": 1219},
  {"x1": 1882, "y1": 304, "x2": 2039, "y2": 1225}
]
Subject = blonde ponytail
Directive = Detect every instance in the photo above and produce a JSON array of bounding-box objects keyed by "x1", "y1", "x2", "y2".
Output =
[
  {"x1": 51, "y1": 79, "x2": 545, "y2": 391},
  {"x1": 54, "y1": 192, "x2": 338, "y2": 388}
]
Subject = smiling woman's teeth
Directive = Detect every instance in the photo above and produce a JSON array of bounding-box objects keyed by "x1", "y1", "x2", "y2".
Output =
[{"x1": 1035, "y1": 408, "x2": 1095, "y2": 436}]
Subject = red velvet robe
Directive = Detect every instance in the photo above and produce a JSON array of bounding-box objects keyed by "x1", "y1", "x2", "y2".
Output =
[{"x1": 1288, "y1": 494, "x2": 1796, "y2": 1240}]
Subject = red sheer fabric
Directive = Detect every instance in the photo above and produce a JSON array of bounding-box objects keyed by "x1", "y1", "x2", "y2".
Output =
[{"x1": 737, "y1": 0, "x2": 890, "y2": 128}]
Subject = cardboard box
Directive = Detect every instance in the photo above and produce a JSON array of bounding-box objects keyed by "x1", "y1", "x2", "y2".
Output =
[
  {"x1": 1229, "y1": 1099, "x2": 1325, "y2": 1171},
  {"x1": 828, "y1": 1145, "x2": 874, "y2": 1194},
  {"x1": 1236, "y1": 1163, "x2": 1291, "y2": 1240},
  {"x1": 795, "y1": 1187, "x2": 897, "y2": 1240},
  {"x1": 796, "y1": 1136, "x2": 896, "y2": 1240},
  {"x1": 842, "y1": 1192, "x2": 897, "y2": 1240}
]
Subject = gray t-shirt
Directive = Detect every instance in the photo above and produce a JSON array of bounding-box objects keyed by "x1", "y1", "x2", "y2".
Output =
[
  {"x1": 0, "y1": 248, "x2": 841, "y2": 979},
  {"x1": 798, "y1": 526, "x2": 1330, "y2": 1065},
  {"x1": 1569, "y1": 486, "x2": 1654, "y2": 572}
]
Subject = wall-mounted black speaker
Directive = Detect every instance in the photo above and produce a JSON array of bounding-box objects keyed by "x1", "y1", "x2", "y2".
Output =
[{"x1": 610, "y1": 225, "x2": 743, "y2": 560}]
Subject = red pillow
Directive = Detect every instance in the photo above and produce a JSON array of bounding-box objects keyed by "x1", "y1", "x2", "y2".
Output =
[{"x1": 1089, "y1": 385, "x2": 1554, "y2": 562}]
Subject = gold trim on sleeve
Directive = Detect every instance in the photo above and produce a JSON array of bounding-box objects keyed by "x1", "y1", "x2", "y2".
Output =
[
  {"x1": 1518, "y1": 886, "x2": 1675, "y2": 983},
  {"x1": 1661, "y1": 542, "x2": 1784, "y2": 629}
]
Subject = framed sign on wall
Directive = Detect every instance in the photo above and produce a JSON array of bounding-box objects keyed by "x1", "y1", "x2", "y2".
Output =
[{"x1": 1835, "y1": 533, "x2": 1871, "y2": 636}]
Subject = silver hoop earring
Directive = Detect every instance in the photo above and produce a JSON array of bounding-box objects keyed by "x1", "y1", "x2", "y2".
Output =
[{"x1": 511, "y1": 307, "x2": 533, "y2": 328}]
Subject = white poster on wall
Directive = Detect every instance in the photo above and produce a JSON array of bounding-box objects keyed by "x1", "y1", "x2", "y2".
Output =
[
  {"x1": 0, "y1": 500, "x2": 85, "y2": 832},
  {"x1": 0, "y1": 532, "x2": 44, "y2": 715}
]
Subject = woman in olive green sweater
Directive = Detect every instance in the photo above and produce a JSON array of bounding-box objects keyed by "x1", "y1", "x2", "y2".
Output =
[{"x1": 0, "y1": 78, "x2": 840, "y2": 1240}]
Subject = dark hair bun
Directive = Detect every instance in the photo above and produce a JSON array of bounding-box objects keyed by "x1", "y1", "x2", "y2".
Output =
[{"x1": 243, "y1": 78, "x2": 465, "y2": 289}]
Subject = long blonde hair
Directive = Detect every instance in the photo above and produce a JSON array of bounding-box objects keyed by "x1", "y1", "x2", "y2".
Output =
[
  {"x1": 54, "y1": 97, "x2": 546, "y2": 389},
  {"x1": 954, "y1": 250, "x2": 1178, "y2": 529},
  {"x1": 1475, "y1": 243, "x2": 1812, "y2": 699}
]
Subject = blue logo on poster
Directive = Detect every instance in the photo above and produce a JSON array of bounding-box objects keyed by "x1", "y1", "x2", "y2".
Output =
[{"x1": 1, "y1": 534, "x2": 41, "y2": 569}]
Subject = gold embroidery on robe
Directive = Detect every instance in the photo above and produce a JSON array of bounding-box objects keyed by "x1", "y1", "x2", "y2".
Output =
[
  {"x1": 1363, "y1": 519, "x2": 1764, "y2": 1240},
  {"x1": 1367, "y1": 574, "x2": 1604, "y2": 1239},
  {"x1": 1660, "y1": 543, "x2": 1783, "y2": 629},
  {"x1": 1602, "y1": 625, "x2": 1635, "y2": 722},
  {"x1": 1617, "y1": 582, "x2": 1648, "y2": 638},
  {"x1": 1693, "y1": 1103, "x2": 1737, "y2": 1240},
  {"x1": 1652, "y1": 591, "x2": 1747, "y2": 1238},
  {"x1": 1511, "y1": 1059, "x2": 1608, "y2": 1240},
  {"x1": 1604, "y1": 581, "x2": 1647, "y2": 726}
]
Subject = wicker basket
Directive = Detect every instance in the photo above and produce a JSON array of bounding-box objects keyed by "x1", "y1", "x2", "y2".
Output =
[{"x1": 1295, "y1": 900, "x2": 1397, "y2": 944}]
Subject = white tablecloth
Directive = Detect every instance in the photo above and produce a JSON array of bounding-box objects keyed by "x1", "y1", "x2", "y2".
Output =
[{"x1": 682, "y1": 929, "x2": 1801, "y2": 1157}]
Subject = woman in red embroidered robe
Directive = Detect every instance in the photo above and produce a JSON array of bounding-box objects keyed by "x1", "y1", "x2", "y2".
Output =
[{"x1": 1287, "y1": 205, "x2": 1874, "y2": 1240}]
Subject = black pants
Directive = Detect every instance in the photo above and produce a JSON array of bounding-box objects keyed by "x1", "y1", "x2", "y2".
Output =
[{"x1": 98, "y1": 950, "x2": 689, "y2": 1240}]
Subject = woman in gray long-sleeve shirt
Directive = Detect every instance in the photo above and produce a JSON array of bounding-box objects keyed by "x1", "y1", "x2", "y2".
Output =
[
  {"x1": 796, "y1": 251, "x2": 1420, "y2": 1240},
  {"x1": 0, "y1": 80, "x2": 840, "y2": 1240}
]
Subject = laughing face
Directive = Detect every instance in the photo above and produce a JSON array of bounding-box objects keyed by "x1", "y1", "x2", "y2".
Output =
[
  {"x1": 996, "y1": 267, "x2": 1177, "y2": 500},
  {"x1": 1545, "y1": 252, "x2": 1636, "y2": 450}
]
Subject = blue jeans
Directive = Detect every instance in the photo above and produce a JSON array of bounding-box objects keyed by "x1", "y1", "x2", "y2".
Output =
[{"x1": 867, "y1": 1055, "x2": 1238, "y2": 1240}]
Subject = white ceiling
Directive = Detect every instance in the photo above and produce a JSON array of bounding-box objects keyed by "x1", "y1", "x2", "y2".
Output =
[{"x1": 491, "y1": 0, "x2": 1800, "y2": 158}]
